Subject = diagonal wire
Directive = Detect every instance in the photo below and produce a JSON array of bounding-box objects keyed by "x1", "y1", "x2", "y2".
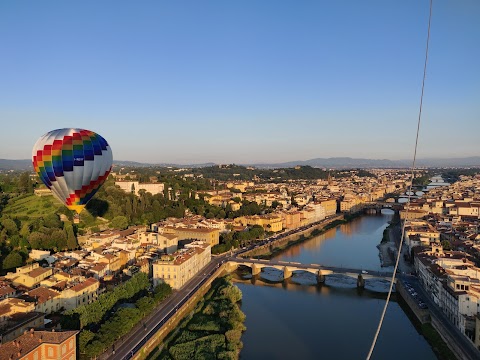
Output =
[{"x1": 366, "y1": 0, "x2": 433, "y2": 358}]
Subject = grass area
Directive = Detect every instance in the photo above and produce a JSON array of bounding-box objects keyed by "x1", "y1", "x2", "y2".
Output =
[
  {"x1": 3, "y1": 193, "x2": 107, "y2": 231},
  {"x1": 3, "y1": 194, "x2": 63, "y2": 220},
  {"x1": 421, "y1": 323, "x2": 457, "y2": 360},
  {"x1": 149, "y1": 276, "x2": 246, "y2": 360}
]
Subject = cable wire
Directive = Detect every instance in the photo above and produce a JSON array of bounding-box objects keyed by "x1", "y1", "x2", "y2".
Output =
[{"x1": 366, "y1": 0, "x2": 433, "y2": 358}]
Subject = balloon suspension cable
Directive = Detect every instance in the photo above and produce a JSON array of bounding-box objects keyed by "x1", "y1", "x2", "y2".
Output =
[{"x1": 366, "y1": 0, "x2": 432, "y2": 359}]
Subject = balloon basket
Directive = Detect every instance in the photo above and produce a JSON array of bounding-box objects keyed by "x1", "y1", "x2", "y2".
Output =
[{"x1": 73, "y1": 214, "x2": 80, "y2": 224}]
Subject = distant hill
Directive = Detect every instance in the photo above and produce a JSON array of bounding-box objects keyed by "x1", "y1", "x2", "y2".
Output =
[
  {"x1": 1, "y1": 157, "x2": 479, "y2": 171},
  {"x1": 0, "y1": 159, "x2": 32, "y2": 171},
  {"x1": 0, "y1": 159, "x2": 216, "y2": 171},
  {"x1": 414, "y1": 157, "x2": 480, "y2": 168},
  {"x1": 252, "y1": 157, "x2": 410, "y2": 169},
  {"x1": 113, "y1": 161, "x2": 216, "y2": 168}
]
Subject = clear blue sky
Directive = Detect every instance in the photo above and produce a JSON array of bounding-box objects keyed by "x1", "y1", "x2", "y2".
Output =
[{"x1": 0, "y1": 0, "x2": 478, "y2": 164}]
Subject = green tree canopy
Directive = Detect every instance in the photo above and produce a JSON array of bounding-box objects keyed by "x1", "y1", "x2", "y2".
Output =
[
  {"x1": 2, "y1": 251, "x2": 23, "y2": 270},
  {"x1": 110, "y1": 216, "x2": 129, "y2": 230}
]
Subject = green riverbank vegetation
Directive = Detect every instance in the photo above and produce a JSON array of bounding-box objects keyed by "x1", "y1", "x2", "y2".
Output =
[{"x1": 153, "y1": 276, "x2": 246, "y2": 360}]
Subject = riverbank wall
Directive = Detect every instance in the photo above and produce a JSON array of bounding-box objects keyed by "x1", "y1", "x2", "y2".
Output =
[
  {"x1": 397, "y1": 282, "x2": 430, "y2": 324},
  {"x1": 430, "y1": 316, "x2": 467, "y2": 360},
  {"x1": 133, "y1": 267, "x2": 227, "y2": 360},
  {"x1": 241, "y1": 214, "x2": 345, "y2": 259}
]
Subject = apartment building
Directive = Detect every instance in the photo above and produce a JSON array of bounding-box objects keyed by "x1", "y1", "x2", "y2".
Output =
[
  {"x1": 153, "y1": 242, "x2": 211, "y2": 290},
  {"x1": 163, "y1": 227, "x2": 219, "y2": 247},
  {"x1": 316, "y1": 199, "x2": 337, "y2": 217},
  {"x1": 234, "y1": 215, "x2": 283, "y2": 232},
  {"x1": 60, "y1": 277, "x2": 99, "y2": 311},
  {"x1": 115, "y1": 180, "x2": 164, "y2": 196},
  {"x1": 0, "y1": 329, "x2": 78, "y2": 360}
]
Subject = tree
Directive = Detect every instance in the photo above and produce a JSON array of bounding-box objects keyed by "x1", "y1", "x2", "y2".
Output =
[
  {"x1": 441, "y1": 240, "x2": 451, "y2": 251},
  {"x1": 2, "y1": 251, "x2": 23, "y2": 270},
  {"x1": 65, "y1": 223, "x2": 78, "y2": 250},
  {"x1": 271, "y1": 200, "x2": 281, "y2": 209},
  {"x1": 51, "y1": 229, "x2": 67, "y2": 250},
  {"x1": 1, "y1": 218, "x2": 18, "y2": 235},
  {"x1": 110, "y1": 216, "x2": 129, "y2": 230},
  {"x1": 19, "y1": 223, "x2": 32, "y2": 238},
  {"x1": 17, "y1": 172, "x2": 33, "y2": 194},
  {"x1": 43, "y1": 213, "x2": 62, "y2": 228},
  {"x1": 28, "y1": 231, "x2": 46, "y2": 249}
]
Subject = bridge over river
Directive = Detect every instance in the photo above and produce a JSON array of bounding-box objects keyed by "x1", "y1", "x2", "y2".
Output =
[{"x1": 226, "y1": 257, "x2": 395, "y2": 288}]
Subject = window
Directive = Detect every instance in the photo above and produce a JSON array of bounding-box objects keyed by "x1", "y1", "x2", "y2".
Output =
[
  {"x1": 62, "y1": 344, "x2": 66, "y2": 354},
  {"x1": 48, "y1": 347, "x2": 54, "y2": 357}
]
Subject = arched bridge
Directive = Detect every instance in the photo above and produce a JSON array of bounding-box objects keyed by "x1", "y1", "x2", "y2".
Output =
[
  {"x1": 225, "y1": 257, "x2": 395, "y2": 288},
  {"x1": 363, "y1": 201, "x2": 403, "y2": 214}
]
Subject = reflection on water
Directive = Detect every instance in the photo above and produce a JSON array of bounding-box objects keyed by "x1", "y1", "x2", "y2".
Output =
[
  {"x1": 237, "y1": 281, "x2": 436, "y2": 360},
  {"x1": 238, "y1": 213, "x2": 438, "y2": 360},
  {"x1": 232, "y1": 271, "x2": 392, "y2": 295},
  {"x1": 275, "y1": 214, "x2": 394, "y2": 271}
]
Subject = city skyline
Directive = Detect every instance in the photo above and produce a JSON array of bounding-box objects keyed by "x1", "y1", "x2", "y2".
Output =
[{"x1": 1, "y1": 1, "x2": 479, "y2": 164}]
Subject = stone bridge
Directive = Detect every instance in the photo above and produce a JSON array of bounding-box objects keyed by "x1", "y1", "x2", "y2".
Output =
[
  {"x1": 225, "y1": 258, "x2": 395, "y2": 288},
  {"x1": 363, "y1": 201, "x2": 403, "y2": 214}
]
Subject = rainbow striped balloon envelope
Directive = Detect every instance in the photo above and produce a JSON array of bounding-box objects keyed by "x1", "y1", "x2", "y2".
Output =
[{"x1": 32, "y1": 128, "x2": 113, "y2": 214}]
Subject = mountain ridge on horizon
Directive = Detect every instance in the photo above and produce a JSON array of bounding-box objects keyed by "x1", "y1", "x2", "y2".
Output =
[{"x1": 1, "y1": 156, "x2": 480, "y2": 171}]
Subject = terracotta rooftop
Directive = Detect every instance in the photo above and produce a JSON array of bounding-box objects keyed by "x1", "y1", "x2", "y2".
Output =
[
  {"x1": 0, "y1": 285, "x2": 15, "y2": 297},
  {"x1": 172, "y1": 227, "x2": 217, "y2": 233},
  {"x1": 26, "y1": 287, "x2": 60, "y2": 304},
  {"x1": 27, "y1": 268, "x2": 51, "y2": 278},
  {"x1": 69, "y1": 277, "x2": 98, "y2": 293},
  {"x1": 0, "y1": 330, "x2": 78, "y2": 360}
]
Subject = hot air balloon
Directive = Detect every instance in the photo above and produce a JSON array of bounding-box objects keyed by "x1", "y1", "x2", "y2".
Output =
[{"x1": 32, "y1": 128, "x2": 113, "y2": 215}]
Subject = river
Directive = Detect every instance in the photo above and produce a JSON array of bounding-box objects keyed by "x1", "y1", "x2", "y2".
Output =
[{"x1": 235, "y1": 212, "x2": 438, "y2": 360}]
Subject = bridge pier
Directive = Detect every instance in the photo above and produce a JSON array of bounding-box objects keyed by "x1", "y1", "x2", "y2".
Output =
[
  {"x1": 283, "y1": 267, "x2": 292, "y2": 280},
  {"x1": 251, "y1": 264, "x2": 262, "y2": 276},
  {"x1": 357, "y1": 274, "x2": 365, "y2": 289},
  {"x1": 316, "y1": 270, "x2": 325, "y2": 284},
  {"x1": 225, "y1": 262, "x2": 238, "y2": 273}
]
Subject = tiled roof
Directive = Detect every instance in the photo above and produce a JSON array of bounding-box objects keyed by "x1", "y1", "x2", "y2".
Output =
[{"x1": 0, "y1": 330, "x2": 78, "y2": 360}]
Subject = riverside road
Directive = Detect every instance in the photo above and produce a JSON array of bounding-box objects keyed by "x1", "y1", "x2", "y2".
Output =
[{"x1": 101, "y1": 254, "x2": 228, "y2": 360}]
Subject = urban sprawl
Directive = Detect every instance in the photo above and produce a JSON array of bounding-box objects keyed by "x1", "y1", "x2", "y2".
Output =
[{"x1": 1, "y1": 167, "x2": 480, "y2": 359}]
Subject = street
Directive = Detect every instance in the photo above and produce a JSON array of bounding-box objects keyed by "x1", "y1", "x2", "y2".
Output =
[{"x1": 101, "y1": 254, "x2": 227, "y2": 360}]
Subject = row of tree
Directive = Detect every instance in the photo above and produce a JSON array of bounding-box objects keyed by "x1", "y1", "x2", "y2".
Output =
[
  {"x1": 212, "y1": 225, "x2": 265, "y2": 255},
  {"x1": 62, "y1": 272, "x2": 150, "y2": 329},
  {"x1": 79, "y1": 282, "x2": 172, "y2": 358}
]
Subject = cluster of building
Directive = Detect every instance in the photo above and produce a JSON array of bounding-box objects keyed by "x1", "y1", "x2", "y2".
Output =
[
  {"x1": 0, "y1": 221, "x2": 217, "y2": 358},
  {"x1": 403, "y1": 175, "x2": 480, "y2": 348},
  {"x1": 0, "y1": 168, "x2": 413, "y2": 358}
]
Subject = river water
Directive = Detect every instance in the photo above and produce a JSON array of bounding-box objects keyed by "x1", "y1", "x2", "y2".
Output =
[{"x1": 235, "y1": 212, "x2": 437, "y2": 360}]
